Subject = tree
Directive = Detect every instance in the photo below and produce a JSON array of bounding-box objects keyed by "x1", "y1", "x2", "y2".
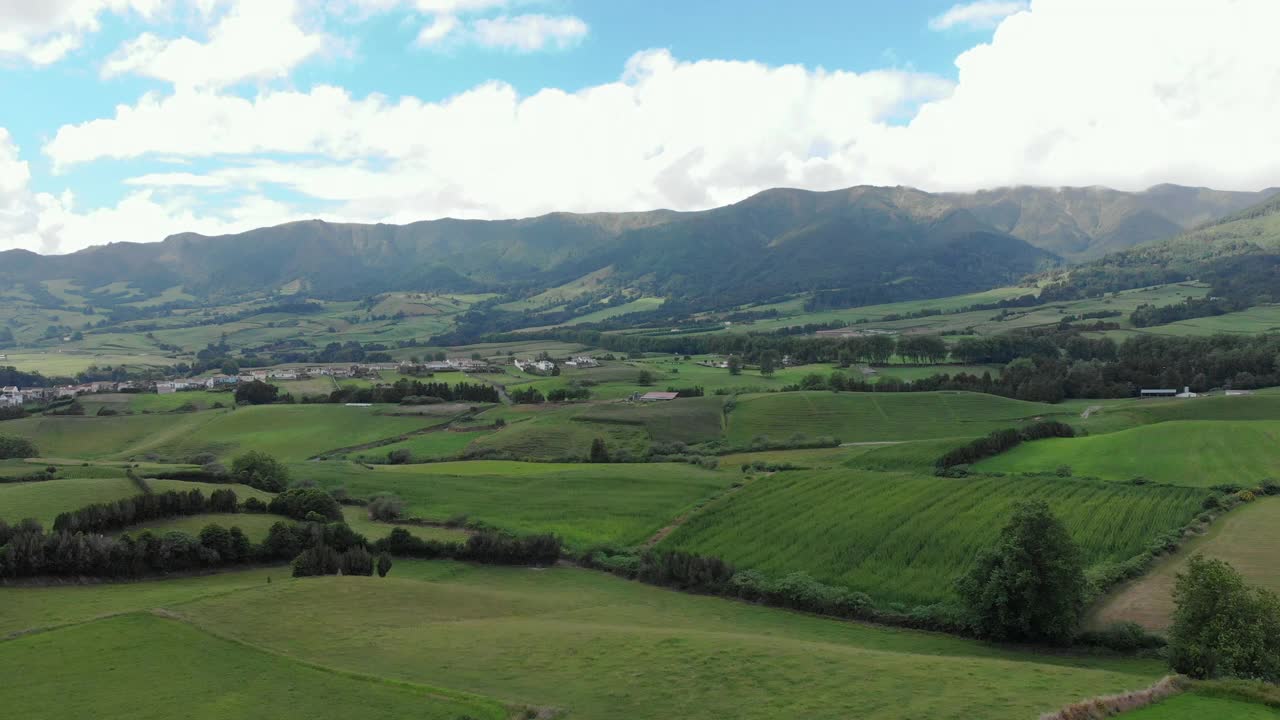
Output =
[
  {"x1": 231, "y1": 451, "x2": 289, "y2": 492},
  {"x1": 589, "y1": 437, "x2": 609, "y2": 463},
  {"x1": 1168, "y1": 555, "x2": 1280, "y2": 681},
  {"x1": 377, "y1": 552, "x2": 393, "y2": 577},
  {"x1": 727, "y1": 355, "x2": 742, "y2": 376},
  {"x1": 954, "y1": 500, "x2": 1086, "y2": 644},
  {"x1": 759, "y1": 351, "x2": 779, "y2": 377},
  {"x1": 637, "y1": 369, "x2": 654, "y2": 386},
  {"x1": 234, "y1": 380, "x2": 278, "y2": 405}
]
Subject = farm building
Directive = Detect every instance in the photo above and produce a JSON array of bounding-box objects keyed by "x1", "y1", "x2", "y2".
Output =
[
  {"x1": 639, "y1": 391, "x2": 680, "y2": 402},
  {"x1": 1139, "y1": 389, "x2": 1177, "y2": 398}
]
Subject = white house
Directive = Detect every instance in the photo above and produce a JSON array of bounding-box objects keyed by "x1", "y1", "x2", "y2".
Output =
[{"x1": 156, "y1": 382, "x2": 177, "y2": 394}]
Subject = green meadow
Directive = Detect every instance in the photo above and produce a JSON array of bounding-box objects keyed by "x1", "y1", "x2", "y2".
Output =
[
  {"x1": 661, "y1": 469, "x2": 1204, "y2": 606},
  {"x1": 725, "y1": 390, "x2": 1066, "y2": 445},
  {"x1": 304, "y1": 460, "x2": 731, "y2": 548},
  {"x1": 977, "y1": 420, "x2": 1280, "y2": 486},
  {"x1": 1122, "y1": 693, "x2": 1280, "y2": 719},
  {"x1": 0, "y1": 478, "x2": 273, "y2": 525},
  {"x1": 1092, "y1": 498, "x2": 1280, "y2": 630}
]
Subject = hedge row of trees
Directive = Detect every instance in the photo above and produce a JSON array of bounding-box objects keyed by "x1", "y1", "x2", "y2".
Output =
[
  {"x1": 0, "y1": 520, "x2": 257, "y2": 578},
  {"x1": 936, "y1": 421, "x2": 1077, "y2": 469},
  {"x1": 52, "y1": 488, "x2": 239, "y2": 534},
  {"x1": 0, "y1": 434, "x2": 37, "y2": 459},
  {"x1": 325, "y1": 379, "x2": 499, "y2": 405},
  {"x1": 372, "y1": 527, "x2": 562, "y2": 566}
]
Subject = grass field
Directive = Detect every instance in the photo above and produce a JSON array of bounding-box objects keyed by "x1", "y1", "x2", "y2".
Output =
[
  {"x1": 133, "y1": 405, "x2": 439, "y2": 462},
  {"x1": 302, "y1": 460, "x2": 731, "y2": 548},
  {"x1": 1122, "y1": 692, "x2": 1280, "y2": 719},
  {"x1": 349, "y1": 428, "x2": 491, "y2": 462},
  {"x1": 977, "y1": 420, "x2": 1280, "y2": 486},
  {"x1": 466, "y1": 407, "x2": 652, "y2": 461},
  {"x1": 573, "y1": 396, "x2": 726, "y2": 444},
  {"x1": 726, "y1": 391, "x2": 1067, "y2": 445},
  {"x1": 661, "y1": 469, "x2": 1204, "y2": 606},
  {"x1": 118, "y1": 509, "x2": 470, "y2": 544},
  {"x1": 0, "y1": 562, "x2": 1167, "y2": 720},
  {"x1": 1, "y1": 413, "x2": 218, "y2": 460},
  {"x1": 0, "y1": 478, "x2": 274, "y2": 525},
  {"x1": 1, "y1": 614, "x2": 504, "y2": 720},
  {"x1": 1091, "y1": 498, "x2": 1280, "y2": 630},
  {"x1": 167, "y1": 562, "x2": 1163, "y2": 719}
]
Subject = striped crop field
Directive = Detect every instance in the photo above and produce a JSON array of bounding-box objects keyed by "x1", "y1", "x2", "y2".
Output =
[{"x1": 661, "y1": 469, "x2": 1204, "y2": 606}]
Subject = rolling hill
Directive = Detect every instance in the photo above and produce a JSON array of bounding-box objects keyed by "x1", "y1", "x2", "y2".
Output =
[{"x1": 5, "y1": 183, "x2": 1268, "y2": 312}]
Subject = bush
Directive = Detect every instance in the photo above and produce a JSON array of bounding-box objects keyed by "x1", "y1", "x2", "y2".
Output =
[
  {"x1": 235, "y1": 380, "x2": 279, "y2": 406},
  {"x1": 242, "y1": 497, "x2": 267, "y2": 513},
  {"x1": 376, "y1": 552, "x2": 393, "y2": 577},
  {"x1": 955, "y1": 500, "x2": 1086, "y2": 644},
  {"x1": 338, "y1": 546, "x2": 374, "y2": 576},
  {"x1": 936, "y1": 421, "x2": 1075, "y2": 468},
  {"x1": 0, "y1": 434, "x2": 38, "y2": 459},
  {"x1": 230, "y1": 451, "x2": 289, "y2": 492},
  {"x1": 386, "y1": 448, "x2": 413, "y2": 465},
  {"x1": 1168, "y1": 555, "x2": 1280, "y2": 681},
  {"x1": 292, "y1": 545, "x2": 341, "y2": 577},
  {"x1": 268, "y1": 487, "x2": 343, "y2": 522},
  {"x1": 367, "y1": 493, "x2": 406, "y2": 522},
  {"x1": 1077, "y1": 621, "x2": 1166, "y2": 652}
]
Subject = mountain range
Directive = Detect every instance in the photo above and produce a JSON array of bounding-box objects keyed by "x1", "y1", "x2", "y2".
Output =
[{"x1": 1, "y1": 184, "x2": 1275, "y2": 310}]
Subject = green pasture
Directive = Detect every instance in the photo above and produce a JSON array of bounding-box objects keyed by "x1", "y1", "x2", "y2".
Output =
[
  {"x1": 0, "y1": 614, "x2": 503, "y2": 720},
  {"x1": 1, "y1": 412, "x2": 220, "y2": 460},
  {"x1": 1092, "y1": 498, "x2": 1280, "y2": 630},
  {"x1": 0, "y1": 351, "x2": 180, "y2": 375},
  {"x1": 0, "y1": 478, "x2": 271, "y2": 526},
  {"x1": 349, "y1": 428, "x2": 491, "y2": 463},
  {"x1": 725, "y1": 390, "x2": 1067, "y2": 445},
  {"x1": 467, "y1": 406, "x2": 652, "y2": 461},
  {"x1": 1122, "y1": 692, "x2": 1280, "y2": 719},
  {"x1": 157, "y1": 562, "x2": 1162, "y2": 720},
  {"x1": 662, "y1": 469, "x2": 1204, "y2": 606},
  {"x1": 118, "y1": 509, "x2": 469, "y2": 544},
  {"x1": 302, "y1": 460, "x2": 731, "y2": 548},
  {"x1": 573, "y1": 396, "x2": 726, "y2": 444},
  {"x1": 977, "y1": 420, "x2": 1280, "y2": 486}
]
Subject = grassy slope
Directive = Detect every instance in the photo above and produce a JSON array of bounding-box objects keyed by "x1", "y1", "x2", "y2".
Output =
[
  {"x1": 661, "y1": 469, "x2": 1203, "y2": 606},
  {"x1": 726, "y1": 390, "x2": 1067, "y2": 445},
  {"x1": 466, "y1": 406, "x2": 652, "y2": 461},
  {"x1": 977, "y1": 420, "x2": 1280, "y2": 486},
  {"x1": 1122, "y1": 693, "x2": 1280, "y2": 719},
  {"x1": 301, "y1": 460, "x2": 732, "y2": 548},
  {"x1": 0, "y1": 478, "x2": 273, "y2": 525},
  {"x1": 573, "y1": 395, "x2": 726, "y2": 444},
  {"x1": 1091, "y1": 498, "x2": 1280, "y2": 630},
  {"x1": 1, "y1": 614, "x2": 503, "y2": 720},
  {"x1": 159, "y1": 562, "x2": 1162, "y2": 720},
  {"x1": 349, "y1": 428, "x2": 492, "y2": 462}
]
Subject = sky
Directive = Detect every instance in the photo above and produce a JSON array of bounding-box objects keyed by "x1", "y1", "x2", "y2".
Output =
[{"x1": 1, "y1": 0, "x2": 1278, "y2": 255}]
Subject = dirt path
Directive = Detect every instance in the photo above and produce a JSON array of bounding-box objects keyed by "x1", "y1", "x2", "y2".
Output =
[
  {"x1": 838, "y1": 440, "x2": 908, "y2": 447},
  {"x1": 1081, "y1": 405, "x2": 1103, "y2": 419},
  {"x1": 642, "y1": 479, "x2": 754, "y2": 549}
]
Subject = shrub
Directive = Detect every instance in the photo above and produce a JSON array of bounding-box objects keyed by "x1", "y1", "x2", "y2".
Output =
[
  {"x1": 0, "y1": 434, "x2": 38, "y2": 460},
  {"x1": 386, "y1": 448, "x2": 413, "y2": 465},
  {"x1": 367, "y1": 493, "x2": 406, "y2": 522},
  {"x1": 955, "y1": 500, "x2": 1086, "y2": 644},
  {"x1": 376, "y1": 552, "x2": 393, "y2": 577},
  {"x1": 936, "y1": 421, "x2": 1075, "y2": 468},
  {"x1": 1237, "y1": 490, "x2": 1257, "y2": 503},
  {"x1": 230, "y1": 451, "x2": 289, "y2": 492},
  {"x1": 208, "y1": 488, "x2": 238, "y2": 513},
  {"x1": 589, "y1": 437, "x2": 609, "y2": 463},
  {"x1": 242, "y1": 497, "x2": 267, "y2": 513},
  {"x1": 235, "y1": 380, "x2": 279, "y2": 405},
  {"x1": 1077, "y1": 621, "x2": 1166, "y2": 652},
  {"x1": 292, "y1": 545, "x2": 341, "y2": 577},
  {"x1": 269, "y1": 487, "x2": 343, "y2": 522}
]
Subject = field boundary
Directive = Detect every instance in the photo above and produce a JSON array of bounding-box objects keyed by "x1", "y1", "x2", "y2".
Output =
[{"x1": 1037, "y1": 675, "x2": 1187, "y2": 719}]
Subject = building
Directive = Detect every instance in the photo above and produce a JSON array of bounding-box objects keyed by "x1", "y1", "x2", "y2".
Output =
[
  {"x1": 564, "y1": 356, "x2": 599, "y2": 369},
  {"x1": 514, "y1": 358, "x2": 556, "y2": 374},
  {"x1": 156, "y1": 382, "x2": 177, "y2": 394},
  {"x1": 639, "y1": 391, "x2": 680, "y2": 402},
  {"x1": 1139, "y1": 389, "x2": 1178, "y2": 398},
  {"x1": 1226, "y1": 389, "x2": 1255, "y2": 397},
  {"x1": 1176, "y1": 386, "x2": 1198, "y2": 399}
]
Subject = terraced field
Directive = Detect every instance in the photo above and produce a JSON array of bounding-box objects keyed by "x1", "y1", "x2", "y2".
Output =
[
  {"x1": 1091, "y1": 498, "x2": 1280, "y2": 630},
  {"x1": 726, "y1": 391, "x2": 1067, "y2": 445},
  {"x1": 661, "y1": 469, "x2": 1204, "y2": 606},
  {"x1": 303, "y1": 460, "x2": 732, "y2": 548},
  {"x1": 977, "y1": 420, "x2": 1280, "y2": 486}
]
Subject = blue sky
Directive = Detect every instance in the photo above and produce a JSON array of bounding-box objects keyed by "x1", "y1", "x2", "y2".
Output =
[{"x1": 1, "y1": 0, "x2": 1277, "y2": 254}]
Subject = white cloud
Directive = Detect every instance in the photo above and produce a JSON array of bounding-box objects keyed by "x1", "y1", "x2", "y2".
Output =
[
  {"x1": 0, "y1": 0, "x2": 164, "y2": 65},
  {"x1": 929, "y1": 1, "x2": 1028, "y2": 31},
  {"x1": 415, "y1": 14, "x2": 459, "y2": 46},
  {"x1": 102, "y1": 0, "x2": 326, "y2": 89},
  {"x1": 472, "y1": 14, "x2": 587, "y2": 51}
]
